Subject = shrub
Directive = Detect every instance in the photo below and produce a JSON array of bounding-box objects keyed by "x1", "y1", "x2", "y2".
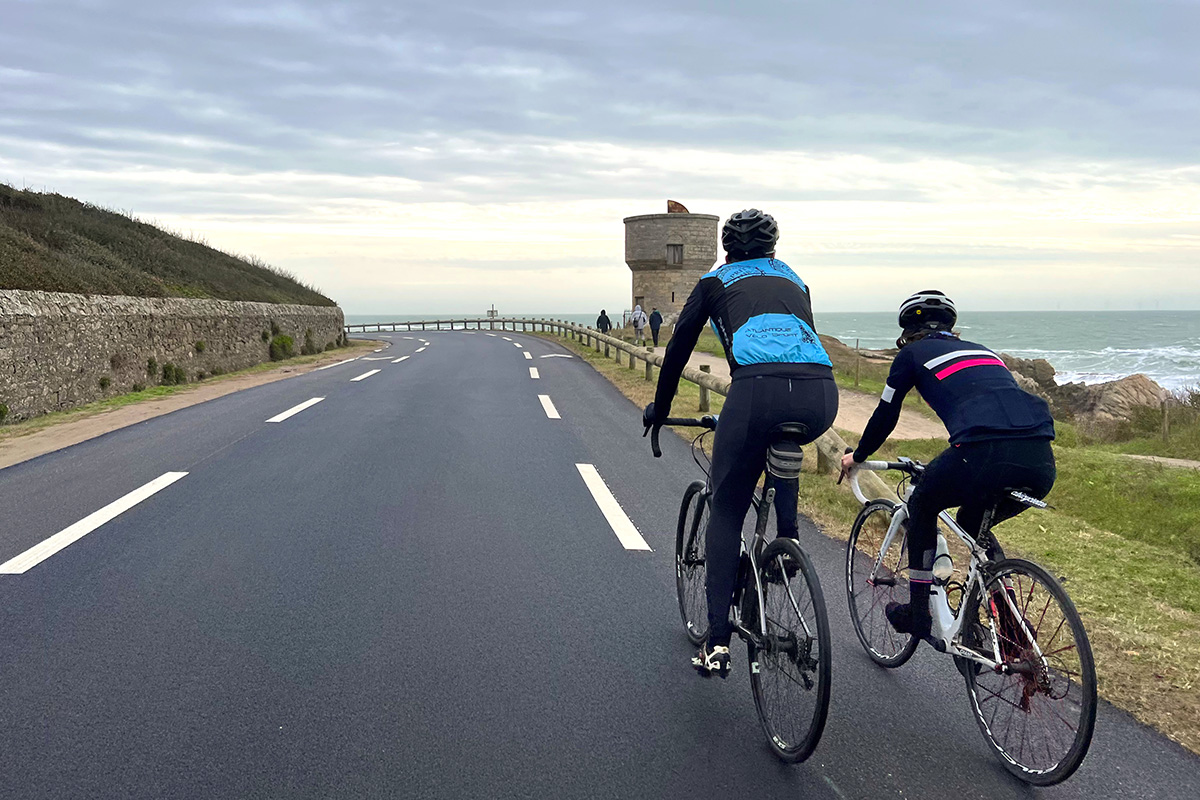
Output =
[
  {"x1": 269, "y1": 334, "x2": 295, "y2": 361},
  {"x1": 98, "y1": 376, "x2": 111, "y2": 391},
  {"x1": 261, "y1": 330, "x2": 270, "y2": 343},
  {"x1": 301, "y1": 327, "x2": 319, "y2": 355},
  {"x1": 160, "y1": 362, "x2": 187, "y2": 385},
  {"x1": 132, "y1": 383, "x2": 146, "y2": 393},
  {"x1": 194, "y1": 340, "x2": 206, "y2": 354},
  {"x1": 147, "y1": 357, "x2": 158, "y2": 376},
  {"x1": 196, "y1": 371, "x2": 206, "y2": 381},
  {"x1": 209, "y1": 366, "x2": 225, "y2": 377},
  {"x1": 0, "y1": 403, "x2": 8, "y2": 424}
]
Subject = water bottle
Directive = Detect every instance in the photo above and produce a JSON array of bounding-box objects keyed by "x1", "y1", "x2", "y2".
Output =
[{"x1": 932, "y1": 533, "x2": 954, "y2": 583}]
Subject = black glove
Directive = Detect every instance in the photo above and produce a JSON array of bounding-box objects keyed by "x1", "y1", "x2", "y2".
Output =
[{"x1": 642, "y1": 402, "x2": 660, "y2": 428}]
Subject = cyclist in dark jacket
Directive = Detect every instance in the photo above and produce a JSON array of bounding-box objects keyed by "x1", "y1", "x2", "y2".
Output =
[
  {"x1": 596, "y1": 310, "x2": 612, "y2": 333},
  {"x1": 840, "y1": 291, "x2": 1056, "y2": 642},
  {"x1": 644, "y1": 209, "x2": 838, "y2": 677}
]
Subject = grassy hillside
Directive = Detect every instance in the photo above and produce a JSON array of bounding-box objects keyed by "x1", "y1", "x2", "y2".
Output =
[{"x1": 0, "y1": 183, "x2": 333, "y2": 306}]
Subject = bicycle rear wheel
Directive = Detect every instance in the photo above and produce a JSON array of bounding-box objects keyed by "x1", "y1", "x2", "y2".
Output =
[
  {"x1": 748, "y1": 537, "x2": 831, "y2": 762},
  {"x1": 961, "y1": 558, "x2": 1097, "y2": 786},
  {"x1": 845, "y1": 500, "x2": 918, "y2": 667},
  {"x1": 675, "y1": 481, "x2": 710, "y2": 645}
]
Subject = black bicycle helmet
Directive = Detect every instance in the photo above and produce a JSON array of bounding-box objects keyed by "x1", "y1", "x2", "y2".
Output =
[
  {"x1": 898, "y1": 289, "x2": 957, "y2": 330},
  {"x1": 721, "y1": 209, "x2": 778, "y2": 258}
]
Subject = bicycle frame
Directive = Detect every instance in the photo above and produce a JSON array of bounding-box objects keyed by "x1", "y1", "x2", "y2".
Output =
[{"x1": 849, "y1": 467, "x2": 1049, "y2": 676}]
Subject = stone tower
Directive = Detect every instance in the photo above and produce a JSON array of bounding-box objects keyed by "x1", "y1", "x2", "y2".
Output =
[{"x1": 623, "y1": 202, "x2": 719, "y2": 323}]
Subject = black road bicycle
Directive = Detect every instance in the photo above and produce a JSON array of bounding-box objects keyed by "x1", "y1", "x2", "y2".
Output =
[{"x1": 646, "y1": 416, "x2": 831, "y2": 762}]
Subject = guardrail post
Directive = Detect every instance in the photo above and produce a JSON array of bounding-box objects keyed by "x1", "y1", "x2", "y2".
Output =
[
  {"x1": 645, "y1": 349, "x2": 653, "y2": 381},
  {"x1": 627, "y1": 347, "x2": 635, "y2": 370},
  {"x1": 698, "y1": 365, "x2": 711, "y2": 412}
]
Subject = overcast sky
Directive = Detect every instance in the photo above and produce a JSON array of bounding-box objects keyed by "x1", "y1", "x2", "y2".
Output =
[{"x1": 2, "y1": 0, "x2": 1198, "y2": 313}]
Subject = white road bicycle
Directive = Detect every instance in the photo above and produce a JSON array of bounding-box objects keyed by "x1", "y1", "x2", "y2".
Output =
[{"x1": 844, "y1": 457, "x2": 1097, "y2": 786}]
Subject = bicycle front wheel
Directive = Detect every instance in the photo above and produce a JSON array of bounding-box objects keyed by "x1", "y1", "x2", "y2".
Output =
[
  {"x1": 675, "y1": 480, "x2": 710, "y2": 645},
  {"x1": 961, "y1": 558, "x2": 1097, "y2": 786},
  {"x1": 846, "y1": 500, "x2": 918, "y2": 667},
  {"x1": 748, "y1": 537, "x2": 832, "y2": 762}
]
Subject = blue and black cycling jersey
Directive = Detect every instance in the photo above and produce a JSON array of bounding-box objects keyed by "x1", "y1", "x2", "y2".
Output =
[
  {"x1": 853, "y1": 332, "x2": 1055, "y2": 461},
  {"x1": 653, "y1": 257, "x2": 833, "y2": 417}
]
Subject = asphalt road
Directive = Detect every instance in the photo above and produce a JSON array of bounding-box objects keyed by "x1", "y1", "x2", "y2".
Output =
[{"x1": 0, "y1": 329, "x2": 1197, "y2": 799}]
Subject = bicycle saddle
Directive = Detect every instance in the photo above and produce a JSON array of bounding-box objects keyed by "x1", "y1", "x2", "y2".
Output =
[{"x1": 766, "y1": 423, "x2": 809, "y2": 480}]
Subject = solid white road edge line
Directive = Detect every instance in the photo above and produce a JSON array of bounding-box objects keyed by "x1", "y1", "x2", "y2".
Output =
[
  {"x1": 351, "y1": 369, "x2": 381, "y2": 382},
  {"x1": 392, "y1": 355, "x2": 410, "y2": 363},
  {"x1": 574, "y1": 464, "x2": 652, "y2": 551},
  {"x1": 529, "y1": 367, "x2": 540, "y2": 379},
  {"x1": 0, "y1": 472, "x2": 190, "y2": 574},
  {"x1": 538, "y1": 394, "x2": 561, "y2": 419},
  {"x1": 315, "y1": 357, "x2": 358, "y2": 371},
  {"x1": 266, "y1": 397, "x2": 325, "y2": 423},
  {"x1": 523, "y1": 351, "x2": 533, "y2": 360}
]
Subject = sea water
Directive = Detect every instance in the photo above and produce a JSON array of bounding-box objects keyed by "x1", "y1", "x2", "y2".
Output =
[
  {"x1": 815, "y1": 311, "x2": 1200, "y2": 391},
  {"x1": 344, "y1": 310, "x2": 1200, "y2": 391}
]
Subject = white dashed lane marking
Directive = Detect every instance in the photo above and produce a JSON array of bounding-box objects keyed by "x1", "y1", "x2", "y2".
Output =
[
  {"x1": 502, "y1": 336, "x2": 512, "y2": 341},
  {"x1": 575, "y1": 465, "x2": 651, "y2": 551},
  {"x1": 529, "y1": 367, "x2": 540, "y2": 379},
  {"x1": 316, "y1": 358, "x2": 358, "y2": 371},
  {"x1": 538, "y1": 395, "x2": 560, "y2": 419},
  {"x1": 0, "y1": 472, "x2": 190, "y2": 574},
  {"x1": 266, "y1": 397, "x2": 324, "y2": 423},
  {"x1": 513, "y1": 342, "x2": 523, "y2": 348},
  {"x1": 523, "y1": 352, "x2": 533, "y2": 360},
  {"x1": 351, "y1": 369, "x2": 381, "y2": 382},
  {"x1": 415, "y1": 347, "x2": 426, "y2": 353},
  {"x1": 392, "y1": 356, "x2": 410, "y2": 363}
]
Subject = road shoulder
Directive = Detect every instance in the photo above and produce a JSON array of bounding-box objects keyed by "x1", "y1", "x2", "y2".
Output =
[{"x1": 0, "y1": 341, "x2": 379, "y2": 471}]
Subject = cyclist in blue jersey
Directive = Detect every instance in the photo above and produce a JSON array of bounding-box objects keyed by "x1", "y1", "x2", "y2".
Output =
[
  {"x1": 840, "y1": 291, "x2": 1056, "y2": 643},
  {"x1": 644, "y1": 209, "x2": 838, "y2": 677}
]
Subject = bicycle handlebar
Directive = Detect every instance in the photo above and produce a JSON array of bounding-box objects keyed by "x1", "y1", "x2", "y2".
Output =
[
  {"x1": 643, "y1": 416, "x2": 718, "y2": 458},
  {"x1": 841, "y1": 452, "x2": 922, "y2": 504}
]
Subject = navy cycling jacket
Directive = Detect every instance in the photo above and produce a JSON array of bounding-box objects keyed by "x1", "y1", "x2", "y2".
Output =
[
  {"x1": 853, "y1": 333, "x2": 1055, "y2": 461},
  {"x1": 653, "y1": 257, "x2": 833, "y2": 417}
]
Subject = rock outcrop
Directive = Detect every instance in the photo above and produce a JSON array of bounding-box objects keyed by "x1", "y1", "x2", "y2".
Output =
[{"x1": 1001, "y1": 352, "x2": 1166, "y2": 425}]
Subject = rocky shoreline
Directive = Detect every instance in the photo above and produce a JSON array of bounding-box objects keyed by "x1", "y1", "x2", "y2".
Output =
[
  {"x1": 833, "y1": 337, "x2": 1170, "y2": 427},
  {"x1": 999, "y1": 354, "x2": 1168, "y2": 426}
]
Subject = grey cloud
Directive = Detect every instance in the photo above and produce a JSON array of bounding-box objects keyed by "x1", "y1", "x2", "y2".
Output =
[{"x1": 2, "y1": 0, "x2": 1198, "y2": 195}]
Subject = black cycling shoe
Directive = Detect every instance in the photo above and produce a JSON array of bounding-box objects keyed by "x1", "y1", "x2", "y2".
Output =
[
  {"x1": 885, "y1": 602, "x2": 932, "y2": 639},
  {"x1": 692, "y1": 643, "x2": 732, "y2": 678}
]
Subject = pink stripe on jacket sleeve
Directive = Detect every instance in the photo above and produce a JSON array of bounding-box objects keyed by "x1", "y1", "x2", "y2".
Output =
[{"x1": 935, "y1": 358, "x2": 1008, "y2": 380}]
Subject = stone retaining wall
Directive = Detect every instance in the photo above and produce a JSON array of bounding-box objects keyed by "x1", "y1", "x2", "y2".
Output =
[{"x1": 0, "y1": 289, "x2": 344, "y2": 422}]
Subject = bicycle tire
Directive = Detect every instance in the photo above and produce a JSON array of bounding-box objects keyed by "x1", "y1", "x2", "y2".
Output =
[
  {"x1": 960, "y1": 558, "x2": 1097, "y2": 786},
  {"x1": 845, "y1": 500, "x2": 918, "y2": 667},
  {"x1": 675, "y1": 480, "x2": 710, "y2": 645},
  {"x1": 748, "y1": 537, "x2": 832, "y2": 762}
]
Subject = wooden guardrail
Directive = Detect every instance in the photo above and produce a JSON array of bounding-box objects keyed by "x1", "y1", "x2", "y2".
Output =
[{"x1": 345, "y1": 317, "x2": 893, "y2": 499}]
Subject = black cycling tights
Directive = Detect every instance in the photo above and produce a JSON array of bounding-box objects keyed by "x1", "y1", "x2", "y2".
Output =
[
  {"x1": 706, "y1": 375, "x2": 838, "y2": 647},
  {"x1": 905, "y1": 438, "x2": 1056, "y2": 578}
]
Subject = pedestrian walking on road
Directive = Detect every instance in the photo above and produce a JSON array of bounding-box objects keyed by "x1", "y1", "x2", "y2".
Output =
[
  {"x1": 648, "y1": 307, "x2": 663, "y2": 347},
  {"x1": 631, "y1": 304, "x2": 649, "y2": 346},
  {"x1": 596, "y1": 309, "x2": 612, "y2": 333}
]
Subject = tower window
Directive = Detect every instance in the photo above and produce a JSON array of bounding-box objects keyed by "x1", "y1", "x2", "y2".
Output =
[
  {"x1": 672, "y1": 292, "x2": 675, "y2": 303},
  {"x1": 665, "y1": 244, "x2": 683, "y2": 265}
]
